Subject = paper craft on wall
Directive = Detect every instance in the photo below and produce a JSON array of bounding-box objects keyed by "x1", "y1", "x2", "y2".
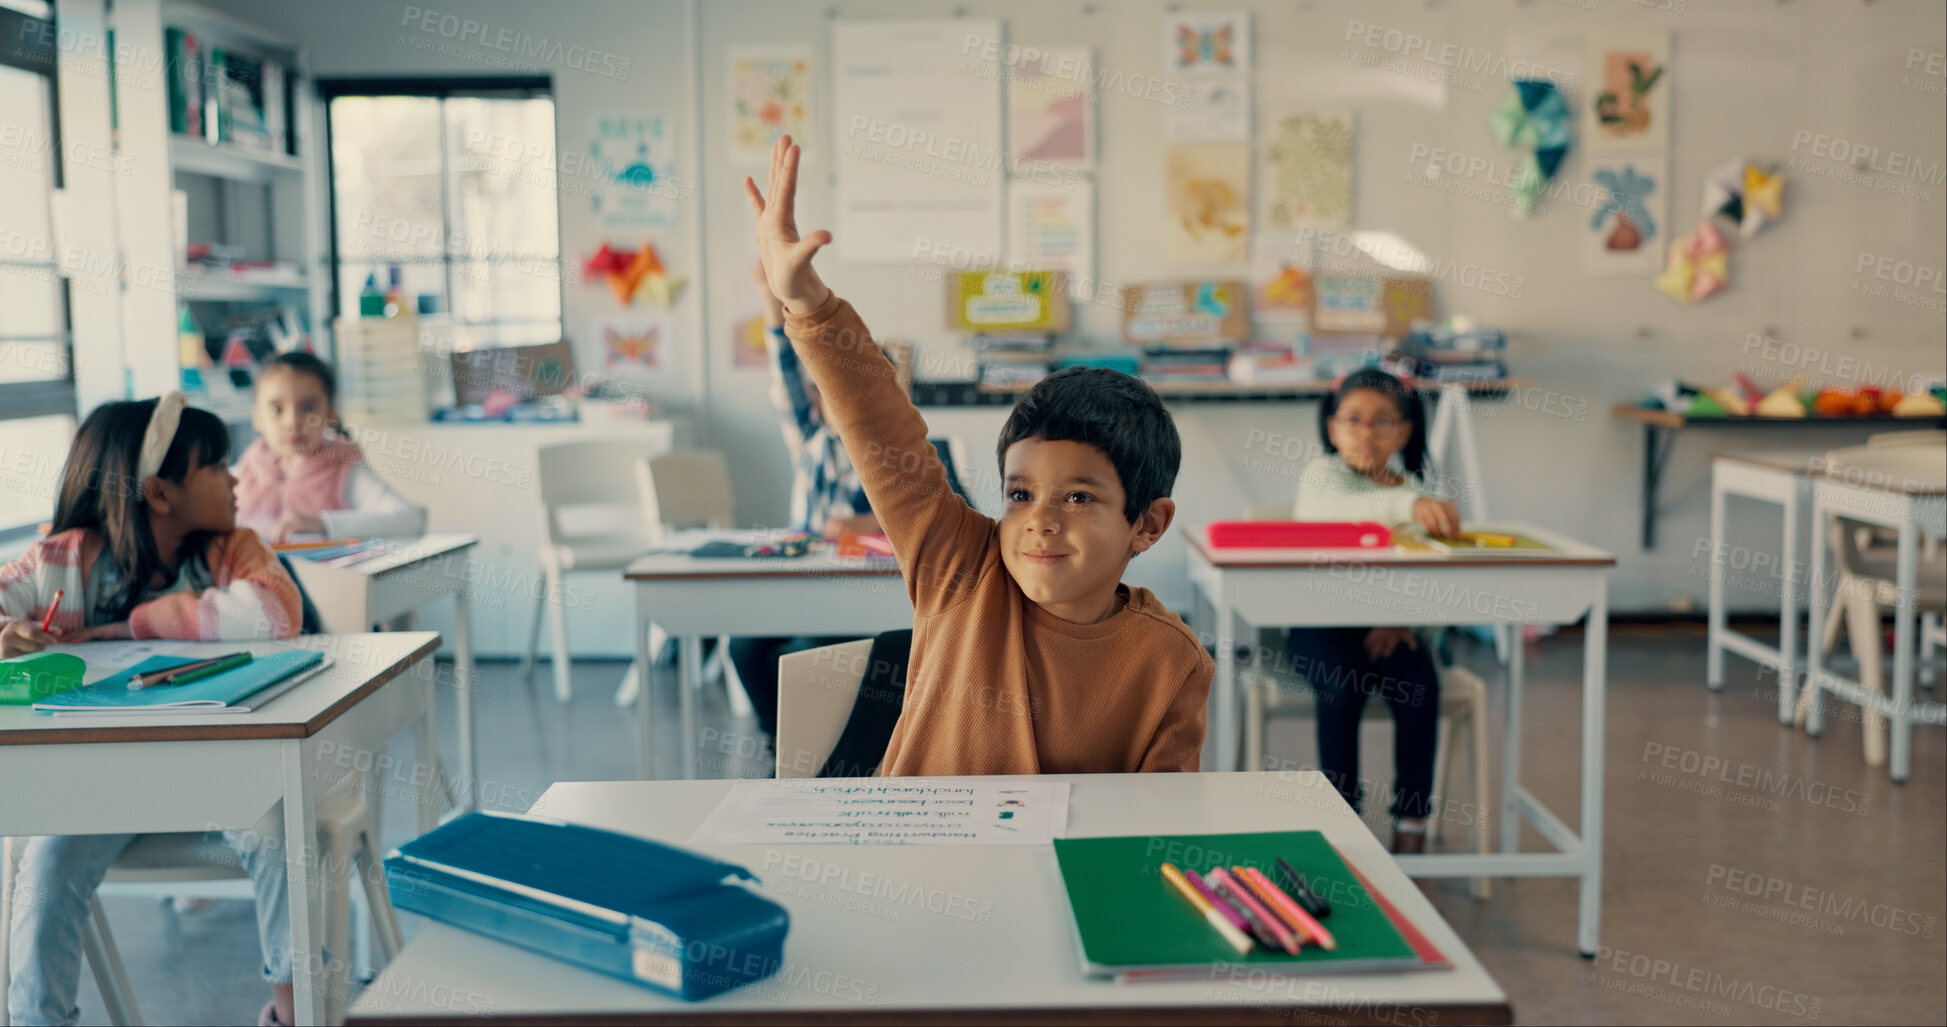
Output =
[
  {"x1": 586, "y1": 113, "x2": 681, "y2": 230},
  {"x1": 582, "y1": 242, "x2": 686, "y2": 308},
  {"x1": 1165, "y1": 80, "x2": 1251, "y2": 144},
  {"x1": 1251, "y1": 233, "x2": 1312, "y2": 323},
  {"x1": 1265, "y1": 112, "x2": 1354, "y2": 230},
  {"x1": 1583, "y1": 33, "x2": 1669, "y2": 151},
  {"x1": 1163, "y1": 12, "x2": 1250, "y2": 77},
  {"x1": 1120, "y1": 280, "x2": 1249, "y2": 346},
  {"x1": 1701, "y1": 157, "x2": 1787, "y2": 240},
  {"x1": 1165, "y1": 143, "x2": 1250, "y2": 265},
  {"x1": 729, "y1": 47, "x2": 812, "y2": 166},
  {"x1": 731, "y1": 315, "x2": 770, "y2": 369},
  {"x1": 1583, "y1": 155, "x2": 1666, "y2": 276},
  {"x1": 1007, "y1": 47, "x2": 1093, "y2": 168},
  {"x1": 1486, "y1": 80, "x2": 1572, "y2": 217},
  {"x1": 1652, "y1": 219, "x2": 1730, "y2": 305},
  {"x1": 601, "y1": 318, "x2": 664, "y2": 370},
  {"x1": 945, "y1": 271, "x2": 1072, "y2": 333},
  {"x1": 1007, "y1": 179, "x2": 1094, "y2": 283}
]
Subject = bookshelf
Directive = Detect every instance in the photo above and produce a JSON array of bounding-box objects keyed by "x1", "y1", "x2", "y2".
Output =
[{"x1": 111, "y1": 0, "x2": 327, "y2": 432}]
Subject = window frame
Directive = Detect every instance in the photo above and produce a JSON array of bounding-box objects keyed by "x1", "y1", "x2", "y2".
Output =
[
  {"x1": 317, "y1": 76, "x2": 560, "y2": 338},
  {"x1": 0, "y1": 1, "x2": 76, "y2": 426}
]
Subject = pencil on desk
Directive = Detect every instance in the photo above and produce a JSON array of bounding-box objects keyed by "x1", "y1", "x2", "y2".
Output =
[{"x1": 1161, "y1": 862, "x2": 1253, "y2": 955}]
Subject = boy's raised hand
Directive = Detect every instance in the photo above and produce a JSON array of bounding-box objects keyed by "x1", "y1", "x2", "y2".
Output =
[{"x1": 743, "y1": 136, "x2": 833, "y2": 315}]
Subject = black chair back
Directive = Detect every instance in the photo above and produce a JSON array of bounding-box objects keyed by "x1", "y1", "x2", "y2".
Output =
[{"x1": 818, "y1": 629, "x2": 912, "y2": 777}]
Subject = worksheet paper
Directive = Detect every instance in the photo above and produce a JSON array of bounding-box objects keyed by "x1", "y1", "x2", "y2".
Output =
[
  {"x1": 41, "y1": 639, "x2": 200, "y2": 685},
  {"x1": 691, "y1": 779, "x2": 1070, "y2": 845}
]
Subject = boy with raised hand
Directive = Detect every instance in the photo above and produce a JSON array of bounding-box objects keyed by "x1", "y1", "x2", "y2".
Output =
[{"x1": 744, "y1": 136, "x2": 1212, "y2": 774}]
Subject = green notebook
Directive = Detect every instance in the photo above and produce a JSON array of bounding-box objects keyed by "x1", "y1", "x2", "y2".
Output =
[{"x1": 1051, "y1": 831, "x2": 1445, "y2": 979}]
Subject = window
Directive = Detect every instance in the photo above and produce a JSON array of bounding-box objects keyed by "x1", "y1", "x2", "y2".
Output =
[
  {"x1": 324, "y1": 80, "x2": 562, "y2": 348},
  {"x1": 0, "y1": 1, "x2": 76, "y2": 537}
]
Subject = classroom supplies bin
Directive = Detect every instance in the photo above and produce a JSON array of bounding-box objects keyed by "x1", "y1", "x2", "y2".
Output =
[{"x1": 384, "y1": 811, "x2": 789, "y2": 1001}]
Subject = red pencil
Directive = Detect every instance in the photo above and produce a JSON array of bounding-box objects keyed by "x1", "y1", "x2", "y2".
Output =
[{"x1": 40, "y1": 590, "x2": 62, "y2": 632}]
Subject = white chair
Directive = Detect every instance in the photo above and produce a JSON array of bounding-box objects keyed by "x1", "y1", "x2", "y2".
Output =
[
  {"x1": 1244, "y1": 658, "x2": 1493, "y2": 900},
  {"x1": 522, "y1": 440, "x2": 666, "y2": 703},
  {"x1": 775, "y1": 639, "x2": 877, "y2": 778},
  {"x1": 612, "y1": 451, "x2": 754, "y2": 717},
  {"x1": 0, "y1": 779, "x2": 399, "y2": 1027}
]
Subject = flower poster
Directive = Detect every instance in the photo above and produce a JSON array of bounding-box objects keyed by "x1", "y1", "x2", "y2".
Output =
[
  {"x1": 1583, "y1": 33, "x2": 1669, "y2": 151},
  {"x1": 1165, "y1": 143, "x2": 1250, "y2": 266},
  {"x1": 1265, "y1": 111, "x2": 1353, "y2": 229},
  {"x1": 1583, "y1": 155, "x2": 1667, "y2": 276},
  {"x1": 729, "y1": 47, "x2": 812, "y2": 166}
]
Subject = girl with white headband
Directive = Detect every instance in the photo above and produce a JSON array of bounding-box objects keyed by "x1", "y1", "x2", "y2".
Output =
[{"x1": 0, "y1": 393, "x2": 308, "y2": 1027}]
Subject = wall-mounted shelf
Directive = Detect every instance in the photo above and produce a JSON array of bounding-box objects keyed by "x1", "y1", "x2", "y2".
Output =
[
  {"x1": 181, "y1": 268, "x2": 310, "y2": 303},
  {"x1": 169, "y1": 136, "x2": 304, "y2": 183}
]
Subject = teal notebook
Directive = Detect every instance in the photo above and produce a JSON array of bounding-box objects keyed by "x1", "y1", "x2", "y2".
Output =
[
  {"x1": 1051, "y1": 831, "x2": 1446, "y2": 979},
  {"x1": 32, "y1": 650, "x2": 329, "y2": 714}
]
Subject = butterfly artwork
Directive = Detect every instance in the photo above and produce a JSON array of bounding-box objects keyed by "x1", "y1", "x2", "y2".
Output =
[
  {"x1": 604, "y1": 323, "x2": 662, "y2": 370},
  {"x1": 1163, "y1": 14, "x2": 1250, "y2": 77}
]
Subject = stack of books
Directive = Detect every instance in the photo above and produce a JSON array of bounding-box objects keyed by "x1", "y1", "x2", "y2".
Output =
[
  {"x1": 1141, "y1": 347, "x2": 1234, "y2": 384},
  {"x1": 1397, "y1": 326, "x2": 1508, "y2": 383},
  {"x1": 166, "y1": 27, "x2": 294, "y2": 155},
  {"x1": 975, "y1": 332, "x2": 1055, "y2": 387}
]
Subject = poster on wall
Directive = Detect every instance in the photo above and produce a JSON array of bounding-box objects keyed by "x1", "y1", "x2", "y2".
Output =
[
  {"x1": 1162, "y1": 12, "x2": 1251, "y2": 77},
  {"x1": 945, "y1": 271, "x2": 1072, "y2": 333},
  {"x1": 598, "y1": 316, "x2": 667, "y2": 372},
  {"x1": 1007, "y1": 179, "x2": 1094, "y2": 283},
  {"x1": 1265, "y1": 111, "x2": 1354, "y2": 230},
  {"x1": 1582, "y1": 154, "x2": 1667, "y2": 276},
  {"x1": 729, "y1": 46, "x2": 813, "y2": 166},
  {"x1": 1252, "y1": 232, "x2": 1313, "y2": 327},
  {"x1": 1164, "y1": 80, "x2": 1251, "y2": 144},
  {"x1": 1582, "y1": 33, "x2": 1670, "y2": 151},
  {"x1": 833, "y1": 19, "x2": 1004, "y2": 263},
  {"x1": 1007, "y1": 46, "x2": 1093, "y2": 168},
  {"x1": 1120, "y1": 280, "x2": 1250, "y2": 346},
  {"x1": 1165, "y1": 143, "x2": 1250, "y2": 265},
  {"x1": 586, "y1": 113, "x2": 682, "y2": 230}
]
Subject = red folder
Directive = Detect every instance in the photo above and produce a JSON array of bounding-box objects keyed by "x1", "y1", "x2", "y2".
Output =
[{"x1": 1205, "y1": 521, "x2": 1392, "y2": 550}]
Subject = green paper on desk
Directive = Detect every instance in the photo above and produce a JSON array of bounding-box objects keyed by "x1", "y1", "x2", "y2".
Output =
[
  {"x1": 1052, "y1": 831, "x2": 1438, "y2": 977},
  {"x1": 0, "y1": 653, "x2": 86, "y2": 704},
  {"x1": 31, "y1": 650, "x2": 326, "y2": 714}
]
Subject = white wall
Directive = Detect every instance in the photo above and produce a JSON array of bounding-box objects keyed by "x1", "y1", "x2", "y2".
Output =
[{"x1": 207, "y1": 0, "x2": 1946, "y2": 613}]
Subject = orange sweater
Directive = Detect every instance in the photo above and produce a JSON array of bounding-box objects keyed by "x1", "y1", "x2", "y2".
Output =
[{"x1": 786, "y1": 295, "x2": 1212, "y2": 775}]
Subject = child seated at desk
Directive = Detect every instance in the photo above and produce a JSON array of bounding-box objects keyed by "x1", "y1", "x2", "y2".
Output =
[
  {"x1": 234, "y1": 352, "x2": 426, "y2": 543},
  {"x1": 0, "y1": 393, "x2": 308, "y2": 1027},
  {"x1": 1288, "y1": 368, "x2": 1461, "y2": 854},
  {"x1": 745, "y1": 137, "x2": 1212, "y2": 774}
]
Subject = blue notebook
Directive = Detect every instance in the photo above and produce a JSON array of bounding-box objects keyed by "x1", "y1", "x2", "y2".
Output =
[{"x1": 33, "y1": 650, "x2": 329, "y2": 714}]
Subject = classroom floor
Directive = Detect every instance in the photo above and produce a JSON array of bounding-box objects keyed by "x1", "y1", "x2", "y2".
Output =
[{"x1": 71, "y1": 623, "x2": 1945, "y2": 1026}]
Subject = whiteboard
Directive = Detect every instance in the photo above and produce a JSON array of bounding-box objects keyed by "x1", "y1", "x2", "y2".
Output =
[{"x1": 832, "y1": 19, "x2": 1005, "y2": 264}]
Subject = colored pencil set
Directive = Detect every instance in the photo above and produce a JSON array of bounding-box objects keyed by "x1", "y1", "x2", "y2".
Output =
[{"x1": 1159, "y1": 856, "x2": 1336, "y2": 956}]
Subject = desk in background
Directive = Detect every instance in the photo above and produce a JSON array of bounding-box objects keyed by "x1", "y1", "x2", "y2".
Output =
[
  {"x1": 346, "y1": 772, "x2": 1511, "y2": 1025},
  {"x1": 623, "y1": 551, "x2": 910, "y2": 780},
  {"x1": 0, "y1": 633, "x2": 444, "y2": 1027},
  {"x1": 1184, "y1": 523, "x2": 1614, "y2": 955},
  {"x1": 1707, "y1": 451, "x2": 1825, "y2": 717}
]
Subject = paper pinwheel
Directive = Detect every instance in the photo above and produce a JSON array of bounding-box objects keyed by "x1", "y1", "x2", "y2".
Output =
[
  {"x1": 1487, "y1": 80, "x2": 1572, "y2": 216},
  {"x1": 1701, "y1": 157, "x2": 1787, "y2": 240}
]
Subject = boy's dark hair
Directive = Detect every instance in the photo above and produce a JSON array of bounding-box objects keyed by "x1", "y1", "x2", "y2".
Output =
[
  {"x1": 996, "y1": 367, "x2": 1181, "y2": 523},
  {"x1": 262, "y1": 351, "x2": 337, "y2": 404},
  {"x1": 1319, "y1": 368, "x2": 1430, "y2": 477},
  {"x1": 52, "y1": 398, "x2": 232, "y2": 620}
]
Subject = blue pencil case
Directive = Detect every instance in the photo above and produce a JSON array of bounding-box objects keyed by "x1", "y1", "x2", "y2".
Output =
[{"x1": 383, "y1": 811, "x2": 789, "y2": 1001}]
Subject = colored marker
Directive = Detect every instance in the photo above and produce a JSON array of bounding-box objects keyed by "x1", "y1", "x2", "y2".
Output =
[
  {"x1": 1260, "y1": 864, "x2": 1336, "y2": 951},
  {"x1": 1183, "y1": 868, "x2": 1256, "y2": 951},
  {"x1": 1161, "y1": 862, "x2": 1252, "y2": 955},
  {"x1": 39, "y1": 591, "x2": 61, "y2": 632},
  {"x1": 1237, "y1": 866, "x2": 1328, "y2": 952},
  {"x1": 1210, "y1": 867, "x2": 1300, "y2": 955},
  {"x1": 1275, "y1": 856, "x2": 1332, "y2": 917}
]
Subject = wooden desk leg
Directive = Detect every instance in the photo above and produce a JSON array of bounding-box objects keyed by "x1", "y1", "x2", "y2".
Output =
[
  {"x1": 635, "y1": 613, "x2": 656, "y2": 780},
  {"x1": 1579, "y1": 579, "x2": 1609, "y2": 958},
  {"x1": 453, "y1": 580, "x2": 476, "y2": 813},
  {"x1": 680, "y1": 635, "x2": 703, "y2": 780},
  {"x1": 282, "y1": 742, "x2": 326, "y2": 1026},
  {"x1": 1499, "y1": 633, "x2": 1526, "y2": 857}
]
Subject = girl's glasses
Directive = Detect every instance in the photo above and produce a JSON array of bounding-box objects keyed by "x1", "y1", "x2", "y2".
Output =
[{"x1": 1330, "y1": 415, "x2": 1404, "y2": 433}]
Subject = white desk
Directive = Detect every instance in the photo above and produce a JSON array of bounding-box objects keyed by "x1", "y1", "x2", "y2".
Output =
[
  {"x1": 624, "y1": 553, "x2": 911, "y2": 780},
  {"x1": 287, "y1": 535, "x2": 479, "y2": 812},
  {"x1": 1184, "y1": 523, "x2": 1614, "y2": 955},
  {"x1": 345, "y1": 772, "x2": 1511, "y2": 1025},
  {"x1": 0, "y1": 633, "x2": 443, "y2": 1027},
  {"x1": 1707, "y1": 451, "x2": 1824, "y2": 718},
  {"x1": 1804, "y1": 470, "x2": 1947, "y2": 782}
]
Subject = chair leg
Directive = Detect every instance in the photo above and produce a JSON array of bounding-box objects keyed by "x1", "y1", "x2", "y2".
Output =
[
  {"x1": 1244, "y1": 675, "x2": 1265, "y2": 772},
  {"x1": 355, "y1": 843, "x2": 403, "y2": 961},
  {"x1": 720, "y1": 637, "x2": 756, "y2": 719},
  {"x1": 546, "y1": 565, "x2": 574, "y2": 703},
  {"x1": 1845, "y1": 594, "x2": 1888, "y2": 767},
  {"x1": 614, "y1": 624, "x2": 669, "y2": 708},
  {"x1": 1820, "y1": 588, "x2": 1846, "y2": 657},
  {"x1": 81, "y1": 898, "x2": 142, "y2": 1026},
  {"x1": 1428, "y1": 716, "x2": 1453, "y2": 847},
  {"x1": 521, "y1": 570, "x2": 546, "y2": 686},
  {"x1": 2, "y1": 838, "x2": 16, "y2": 1027}
]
